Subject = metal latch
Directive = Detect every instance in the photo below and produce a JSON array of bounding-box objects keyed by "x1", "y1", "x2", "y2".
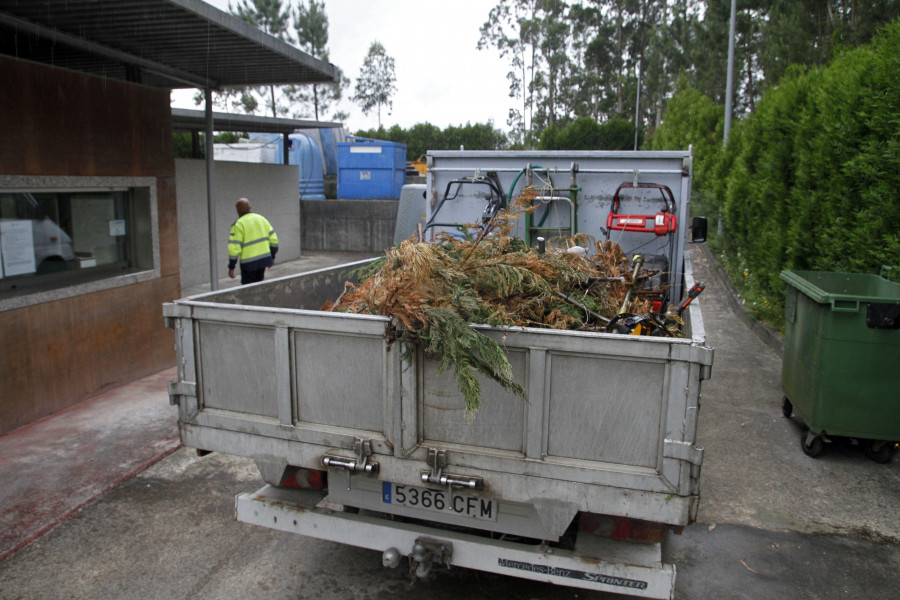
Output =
[
  {"x1": 420, "y1": 448, "x2": 483, "y2": 490},
  {"x1": 664, "y1": 439, "x2": 704, "y2": 466},
  {"x1": 323, "y1": 437, "x2": 380, "y2": 490}
]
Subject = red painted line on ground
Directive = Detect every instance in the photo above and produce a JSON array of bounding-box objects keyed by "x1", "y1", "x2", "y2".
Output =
[{"x1": 0, "y1": 439, "x2": 181, "y2": 563}]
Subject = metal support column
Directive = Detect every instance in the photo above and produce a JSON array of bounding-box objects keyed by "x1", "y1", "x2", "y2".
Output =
[
  {"x1": 205, "y1": 88, "x2": 219, "y2": 291},
  {"x1": 724, "y1": 0, "x2": 737, "y2": 146},
  {"x1": 634, "y1": 57, "x2": 642, "y2": 151}
]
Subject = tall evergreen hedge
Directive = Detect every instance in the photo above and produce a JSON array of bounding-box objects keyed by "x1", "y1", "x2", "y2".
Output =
[
  {"x1": 645, "y1": 79, "x2": 724, "y2": 206},
  {"x1": 651, "y1": 21, "x2": 900, "y2": 326},
  {"x1": 718, "y1": 20, "x2": 900, "y2": 323}
]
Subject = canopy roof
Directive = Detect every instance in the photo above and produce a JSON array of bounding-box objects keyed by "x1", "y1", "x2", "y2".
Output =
[
  {"x1": 171, "y1": 108, "x2": 343, "y2": 134},
  {"x1": 0, "y1": 0, "x2": 338, "y2": 89}
]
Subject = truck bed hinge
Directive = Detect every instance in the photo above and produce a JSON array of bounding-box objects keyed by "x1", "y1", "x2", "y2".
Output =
[
  {"x1": 420, "y1": 448, "x2": 483, "y2": 491},
  {"x1": 664, "y1": 439, "x2": 704, "y2": 466},
  {"x1": 167, "y1": 380, "x2": 196, "y2": 406},
  {"x1": 322, "y1": 437, "x2": 380, "y2": 490}
]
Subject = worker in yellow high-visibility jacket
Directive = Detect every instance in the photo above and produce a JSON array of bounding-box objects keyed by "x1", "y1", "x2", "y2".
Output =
[{"x1": 227, "y1": 198, "x2": 279, "y2": 285}]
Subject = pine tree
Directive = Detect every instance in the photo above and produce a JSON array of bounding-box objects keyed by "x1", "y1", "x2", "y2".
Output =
[
  {"x1": 351, "y1": 41, "x2": 397, "y2": 128},
  {"x1": 229, "y1": 0, "x2": 293, "y2": 118},
  {"x1": 287, "y1": 0, "x2": 348, "y2": 120}
]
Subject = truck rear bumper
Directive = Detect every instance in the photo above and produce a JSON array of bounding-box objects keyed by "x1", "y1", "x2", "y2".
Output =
[{"x1": 236, "y1": 485, "x2": 676, "y2": 600}]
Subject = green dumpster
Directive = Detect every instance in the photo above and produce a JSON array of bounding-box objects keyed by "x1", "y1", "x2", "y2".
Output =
[{"x1": 780, "y1": 270, "x2": 900, "y2": 462}]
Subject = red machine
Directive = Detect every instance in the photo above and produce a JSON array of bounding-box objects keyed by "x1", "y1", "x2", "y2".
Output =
[{"x1": 606, "y1": 183, "x2": 677, "y2": 236}]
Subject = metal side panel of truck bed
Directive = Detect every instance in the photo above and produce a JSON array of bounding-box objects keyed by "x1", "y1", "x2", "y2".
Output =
[{"x1": 163, "y1": 251, "x2": 712, "y2": 543}]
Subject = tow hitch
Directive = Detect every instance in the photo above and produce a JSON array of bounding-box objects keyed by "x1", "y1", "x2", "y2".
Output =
[{"x1": 383, "y1": 537, "x2": 453, "y2": 580}]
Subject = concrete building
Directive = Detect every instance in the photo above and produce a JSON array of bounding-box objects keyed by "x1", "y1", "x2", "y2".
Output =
[{"x1": 0, "y1": 0, "x2": 337, "y2": 434}]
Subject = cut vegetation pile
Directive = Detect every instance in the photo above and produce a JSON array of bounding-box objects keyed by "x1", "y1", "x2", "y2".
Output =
[{"x1": 323, "y1": 193, "x2": 662, "y2": 419}]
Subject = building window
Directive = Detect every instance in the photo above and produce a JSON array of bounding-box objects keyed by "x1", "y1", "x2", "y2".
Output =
[{"x1": 0, "y1": 177, "x2": 159, "y2": 310}]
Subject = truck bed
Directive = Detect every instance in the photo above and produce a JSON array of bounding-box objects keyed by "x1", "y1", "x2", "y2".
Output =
[{"x1": 163, "y1": 253, "x2": 712, "y2": 542}]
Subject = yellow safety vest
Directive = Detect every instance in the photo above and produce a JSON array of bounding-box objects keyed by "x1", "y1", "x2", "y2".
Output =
[{"x1": 227, "y1": 212, "x2": 279, "y2": 270}]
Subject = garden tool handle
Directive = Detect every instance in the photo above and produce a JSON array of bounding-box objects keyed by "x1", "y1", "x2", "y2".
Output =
[{"x1": 674, "y1": 282, "x2": 705, "y2": 316}]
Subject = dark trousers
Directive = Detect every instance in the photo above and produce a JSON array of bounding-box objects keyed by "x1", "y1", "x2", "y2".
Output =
[{"x1": 240, "y1": 268, "x2": 266, "y2": 285}]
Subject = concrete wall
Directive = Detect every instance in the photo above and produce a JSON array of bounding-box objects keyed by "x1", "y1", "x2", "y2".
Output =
[
  {"x1": 300, "y1": 199, "x2": 398, "y2": 253},
  {"x1": 0, "y1": 56, "x2": 178, "y2": 434},
  {"x1": 175, "y1": 159, "x2": 300, "y2": 291}
]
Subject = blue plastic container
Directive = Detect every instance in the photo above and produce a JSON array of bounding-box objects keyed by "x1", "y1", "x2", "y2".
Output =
[
  {"x1": 291, "y1": 128, "x2": 344, "y2": 176},
  {"x1": 316, "y1": 128, "x2": 341, "y2": 175},
  {"x1": 246, "y1": 132, "x2": 327, "y2": 199},
  {"x1": 277, "y1": 133, "x2": 326, "y2": 200},
  {"x1": 337, "y1": 138, "x2": 407, "y2": 199}
]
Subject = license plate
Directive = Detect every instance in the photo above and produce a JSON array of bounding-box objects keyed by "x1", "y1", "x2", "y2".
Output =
[{"x1": 382, "y1": 482, "x2": 498, "y2": 521}]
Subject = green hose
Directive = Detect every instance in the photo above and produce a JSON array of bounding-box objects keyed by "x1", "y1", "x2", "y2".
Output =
[{"x1": 510, "y1": 165, "x2": 555, "y2": 235}]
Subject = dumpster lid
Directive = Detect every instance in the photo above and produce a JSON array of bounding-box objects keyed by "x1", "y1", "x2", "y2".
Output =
[{"x1": 780, "y1": 270, "x2": 900, "y2": 305}]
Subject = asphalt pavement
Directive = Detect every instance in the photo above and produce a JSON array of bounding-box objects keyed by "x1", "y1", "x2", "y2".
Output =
[{"x1": 1, "y1": 246, "x2": 898, "y2": 600}]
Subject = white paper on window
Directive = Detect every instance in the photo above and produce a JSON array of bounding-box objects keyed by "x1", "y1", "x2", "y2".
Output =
[
  {"x1": 109, "y1": 220, "x2": 126, "y2": 236},
  {"x1": 0, "y1": 220, "x2": 37, "y2": 276}
]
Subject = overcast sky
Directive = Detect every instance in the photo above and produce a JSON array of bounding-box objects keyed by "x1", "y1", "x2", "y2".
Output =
[{"x1": 170, "y1": 0, "x2": 513, "y2": 132}]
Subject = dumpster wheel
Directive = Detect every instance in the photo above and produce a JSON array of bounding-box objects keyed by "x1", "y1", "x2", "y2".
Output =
[
  {"x1": 781, "y1": 397, "x2": 793, "y2": 419},
  {"x1": 863, "y1": 440, "x2": 897, "y2": 464},
  {"x1": 800, "y1": 430, "x2": 824, "y2": 458}
]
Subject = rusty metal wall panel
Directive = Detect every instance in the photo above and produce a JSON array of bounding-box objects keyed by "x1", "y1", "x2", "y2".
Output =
[
  {"x1": 0, "y1": 276, "x2": 178, "y2": 434},
  {"x1": 0, "y1": 58, "x2": 178, "y2": 435},
  {"x1": 0, "y1": 56, "x2": 174, "y2": 178}
]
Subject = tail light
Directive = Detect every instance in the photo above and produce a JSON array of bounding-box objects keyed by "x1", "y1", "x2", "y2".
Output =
[
  {"x1": 579, "y1": 513, "x2": 665, "y2": 544},
  {"x1": 279, "y1": 466, "x2": 327, "y2": 489}
]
